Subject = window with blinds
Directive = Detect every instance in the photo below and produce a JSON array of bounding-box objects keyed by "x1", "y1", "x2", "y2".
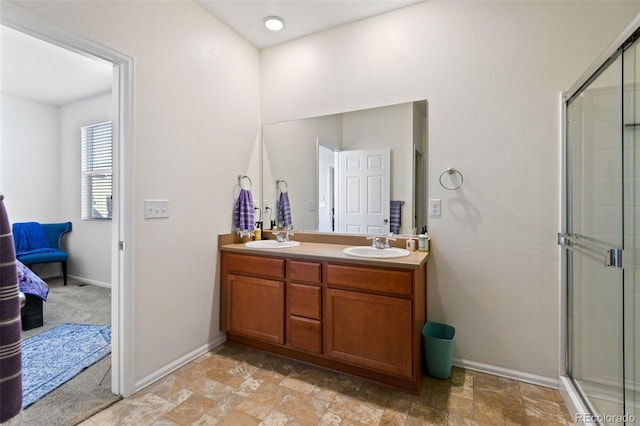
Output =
[{"x1": 81, "y1": 121, "x2": 113, "y2": 220}]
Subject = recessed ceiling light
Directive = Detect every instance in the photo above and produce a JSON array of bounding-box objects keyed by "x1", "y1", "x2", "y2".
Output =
[{"x1": 264, "y1": 16, "x2": 285, "y2": 32}]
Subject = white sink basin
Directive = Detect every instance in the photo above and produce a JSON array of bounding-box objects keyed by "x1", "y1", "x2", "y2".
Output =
[
  {"x1": 342, "y1": 246, "x2": 411, "y2": 259},
  {"x1": 245, "y1": 240, "x2": 300, "y2": 249}
]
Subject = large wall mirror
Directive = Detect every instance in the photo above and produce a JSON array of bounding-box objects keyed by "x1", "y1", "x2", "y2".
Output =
[{"x1": 262, "y1": 100, "x2": 427, "y2": 236}]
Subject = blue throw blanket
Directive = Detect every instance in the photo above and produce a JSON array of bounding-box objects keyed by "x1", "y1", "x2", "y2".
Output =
[{"x1": 13, "y1": 222, "x2": 50, "y2": 256}]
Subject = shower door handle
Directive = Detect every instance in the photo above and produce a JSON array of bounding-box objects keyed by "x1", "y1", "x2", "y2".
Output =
[
  {"x1": 558, "y1": 233, "x2": 624, "y2": 269},
  {"x1": 606, "y1": 248, "x2": 623, "y2": 269}
]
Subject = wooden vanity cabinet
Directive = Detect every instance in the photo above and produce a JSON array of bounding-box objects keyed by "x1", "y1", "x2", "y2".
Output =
[
  {"x1": 220, "y1": 250, "x2": 426, "y2": 394},
  {"x1": 221, "y1": 253, "x2": 285, "y2": 344}
]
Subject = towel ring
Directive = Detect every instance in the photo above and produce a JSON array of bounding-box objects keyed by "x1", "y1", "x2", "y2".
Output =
[
  {"x1": 439, "y1": 167, "x2": 464, "y2": 190},
  {"x1": 238, "y1": 175, "x2": 252, "y2": 190},
  {"x1": 276, "y1": 179, "x2": 288, "y2": 192}
]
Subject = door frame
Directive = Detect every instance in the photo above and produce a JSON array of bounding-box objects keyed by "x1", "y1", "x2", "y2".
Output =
[
  {"x1": 316, "y1": 139, "x2": 339, "y2": 232},
  {"x1": 1, "y1": 3, "x2": 136, "y2": 396}
]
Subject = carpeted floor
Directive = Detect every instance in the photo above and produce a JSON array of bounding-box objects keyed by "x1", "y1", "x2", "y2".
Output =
[{"x1": 21, "y1": 277, "x2": 121, "y2": 426}]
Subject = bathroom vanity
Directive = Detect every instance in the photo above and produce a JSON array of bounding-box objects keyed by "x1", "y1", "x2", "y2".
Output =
[{"x1": 219, "y1": 235, "x2": 428, "y2": 393}]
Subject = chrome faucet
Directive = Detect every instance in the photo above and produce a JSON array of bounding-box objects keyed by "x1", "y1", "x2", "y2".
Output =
[
  {"x1": 367, "y1": 234, "x2": 396, "y2": 249},
  {"x1": 273, "y1": 231, "x2": 294, "y2": 242}
]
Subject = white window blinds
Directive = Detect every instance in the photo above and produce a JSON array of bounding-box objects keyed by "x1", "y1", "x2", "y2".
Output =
[{"x1": 81, "y1": 121, "x2": 113, "y2": 220}]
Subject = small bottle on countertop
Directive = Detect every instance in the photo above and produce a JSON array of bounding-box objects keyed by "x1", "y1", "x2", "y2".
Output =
[{"x1": 418, "y1": 234, "x2": 428, "y2": 251}]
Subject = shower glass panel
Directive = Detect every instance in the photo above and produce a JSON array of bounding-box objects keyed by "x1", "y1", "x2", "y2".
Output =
[
  {"x1": 564, "y1": 29, "x2": 639, "y2": 423},
  {"x1": 566, "y1": 53, "x2": 625, "y2": 421}
]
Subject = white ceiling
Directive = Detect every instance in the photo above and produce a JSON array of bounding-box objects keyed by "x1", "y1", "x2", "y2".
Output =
[
  {"x1": 0, "y1": 25, "x2": 113, "y2": 107},
  {"x1": 0, "y1": 1, "x2": 422, "y2": 106},
  {"x1": 196, "y1": 0, "x2": 423, "y2": 49}
]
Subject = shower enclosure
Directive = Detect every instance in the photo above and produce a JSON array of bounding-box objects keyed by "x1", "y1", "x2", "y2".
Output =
[{"x1": 560, "y1": 19, "x2": 639, "y2": 424}]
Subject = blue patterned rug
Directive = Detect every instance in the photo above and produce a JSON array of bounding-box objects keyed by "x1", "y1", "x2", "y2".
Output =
[{"x1": 22, "y1": 323, "x2": 111, "y2": 408}]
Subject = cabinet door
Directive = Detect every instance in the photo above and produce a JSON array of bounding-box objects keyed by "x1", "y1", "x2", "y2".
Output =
[
  {"x1": 227, "y1": 274, "x2": 285, "y2": 344},
  {"x1": 326, "y1": 288, "x2": 412, "y2": 377}
]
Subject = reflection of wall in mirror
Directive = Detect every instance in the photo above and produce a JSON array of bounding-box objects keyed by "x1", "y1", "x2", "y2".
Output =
[{"x1": 263, "y1": 114, "x2": 342, "y2": 231}]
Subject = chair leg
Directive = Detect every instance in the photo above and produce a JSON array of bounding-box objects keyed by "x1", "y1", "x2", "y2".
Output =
[{"x1": 62, "y1": 261, "x2": 68, "y2": 286}]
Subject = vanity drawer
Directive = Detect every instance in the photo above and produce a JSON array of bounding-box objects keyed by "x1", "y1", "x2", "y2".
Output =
[
  {"x1": 225, "y1": 253, "x2": 285, "y2": 279},
  {"x1": 288, "y1": 316, "x2": 322, "y2": 354},
  {"x1": 326, "y1": 264, "x2": 412, "y2": 296},
  {"x1": 288, "y1": 282, "x2": 322, "y2": 320},
  {"x1": 288, "y1": 260, "x2": 322, "y2": 284}
]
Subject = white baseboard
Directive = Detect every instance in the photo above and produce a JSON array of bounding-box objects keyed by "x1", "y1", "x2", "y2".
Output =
[
  {"x1": 134, "y1": 334, "x2": 227, "y2": 392},
  {"x1": 559, "y1": 375, "x2": 596, "y2": 425},
  {"x1": 453, "y1": 358, "x2": 559, "y2": 389},
  {"x1": 35, "y1": 272, "x2": 111, "y2": 289},
  {"x1": 68, "y1": 274, "x2": 111, "y2": 288}
]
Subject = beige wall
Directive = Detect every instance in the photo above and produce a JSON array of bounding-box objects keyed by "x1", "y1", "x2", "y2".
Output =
[
  {"x1": 260, "y1": 1, "x2": 640, "y2": 381},
  {"x1": 9, "y1": 0, "x2": 262, "y2": 385}
]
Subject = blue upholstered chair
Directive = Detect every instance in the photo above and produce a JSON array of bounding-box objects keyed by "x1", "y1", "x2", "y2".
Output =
[{"x1": 13, "y1": 222, "x2": 72, "y2": 286}]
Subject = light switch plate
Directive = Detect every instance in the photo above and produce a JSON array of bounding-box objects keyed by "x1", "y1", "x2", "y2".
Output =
[
  {"x1": 429, "y1": 199, "x2": 441, "y2": 216},
  {"x1": 144, "y1": 199, "x2": 170, "y2": 219}
]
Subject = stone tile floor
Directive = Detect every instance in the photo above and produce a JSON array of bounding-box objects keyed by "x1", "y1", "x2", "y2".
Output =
[{"x1": 80, "y1": 342, "x2": 574, "y2": 425}]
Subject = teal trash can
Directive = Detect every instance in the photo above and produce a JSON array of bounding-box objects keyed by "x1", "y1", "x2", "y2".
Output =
[{"x1": 422, "y1": 322, "x2": 455, "y2": 379}]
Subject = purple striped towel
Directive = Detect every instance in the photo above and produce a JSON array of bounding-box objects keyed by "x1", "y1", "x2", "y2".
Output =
[
  {"x1": 390, "y1": 200, "x2": 402, "y2": 234},
  {"x1": 234, "y1": 189, "x2": 254, "y2": 235},
  {"x1": 0, "y1": 196, "x2": 23, "y2": 423},
  {"x1": 278, "y1": 191, "x2": 292, "y2": 229}
]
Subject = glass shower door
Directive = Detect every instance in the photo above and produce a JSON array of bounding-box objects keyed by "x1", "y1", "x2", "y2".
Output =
[
  {"x1": 622, "y1": 34, "x2": 639, "y2": 422},
  {"x1": 563, "y1": 31, "x2": 639, "y2": 424}
]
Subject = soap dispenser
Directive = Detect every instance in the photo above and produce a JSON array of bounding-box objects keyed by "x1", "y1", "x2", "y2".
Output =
[
  {"x1": 254, "y1": 222, "x2": 262, "y2": 241},
  {"x1": 418, "y1": 227, "x2": 429, "y2": 252}
]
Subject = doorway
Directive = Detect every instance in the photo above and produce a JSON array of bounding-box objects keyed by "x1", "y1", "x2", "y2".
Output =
[
  {"x1": 317, "y1": 143, "x2": 337, "y2": 232},
  {"x1": 560, "y1": 22, "x2": 639, "y2": 423},
  {"x1": 1, "y1": 3, "x2": 134, "y2": 397}
]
